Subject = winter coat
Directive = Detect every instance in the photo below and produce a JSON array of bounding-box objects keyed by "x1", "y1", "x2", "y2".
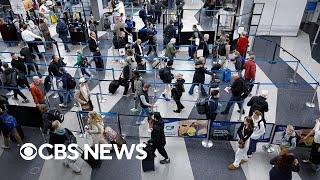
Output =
[
  {"x1": 243, "y1": 60, "x2": 256, "y2": 80},
  {"x1": 150, "y1": 119, "x2": 166, "y2": 146},
  {"x1": 171, "y1": 79, "x2": 185, "y2": 100},
  {"x1": 247, "y1": 96, "x2": 269, "y2": 118},
  {"x1": 2, "y1": 68, "x2": 18, "y2": 87},
  {"x1": 192, "y1": 65, "x2": 212, "y2": 84}
]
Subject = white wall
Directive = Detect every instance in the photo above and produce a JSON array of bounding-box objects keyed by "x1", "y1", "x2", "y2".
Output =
[{"x1": 254, "y1": 0, "x2": 308, "y2": 36}]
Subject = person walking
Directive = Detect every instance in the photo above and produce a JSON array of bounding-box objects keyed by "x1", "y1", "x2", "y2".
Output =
[
  {"x1": 171, "y1": 73, "x2": 185, "y2": 113},
  {"x1": 30, "y1": 76, "x2": 46, "y2": 106},
  {"x1": 206, "y1": 89, "x2": 220, "y2": 121},
  {"x1": 220, "y1": 74, "x2": 245, "y2": 115},
  {"x1": 136, "y1": 84, "x2": 156, "y2": 125},
  {"x1": 39, "y1": 18, "x2": 53, "y2": 49},
  {"x1": 10, "y1": 53, "x2": 30, "y2": 89},
  {"x1": 163, "y1": 20, "x2": 175, "y2": 47},
  {"x1": 59, "y1": 69, "x2": 76, "y2": 108},
  {"x1": 74, "y1": 50, "x2": 91, "y2": 78},
  {"x1": 121, "y1": 53, "x2": 135, "y2": 96},
  {"x1": 269, "y1": 153, "x2": 300, "y2": 180},
  {"x1": 0, "y1": 108, "x2": 24, "y2": 149},
  {"x1": 160, "y1": 61, "x2": 174, "y2": 101},
  {"x1": 131, "y1": 71, "x2": 144, "y2": 112},
  {"x1": 164, "y1": 38, "x2": 177, "y2": 62},
  {"x1": 1, "y1": 63, "x2": 29, "y2": 103},
  {"x1": 228, "y1": 116, "x2": 254, "y2": 170},
  {"x1": 19, "y1": 42, "x2": 40, "y2": 75},
  {"x1": 246, "y1": 89, "x2": 269, "y2": 119},
  {"x1": 56, "y1": 18, "x2": 71, "y2": 52},
  {"x1": 148, "y1": 112, "x2": 170, "y2": 164},
  {"x1": 236, "y1": 32, "x2": 249, "y2": 58},
  {"x1": 21, "y1": 24, "x2": 44, "y2": 58},
  {"x1": 247, "y1": 110, "x2": 265, "y2": 158},
  {"x1": 188, "y1": 57, "x2": 212, "y2": 97}
]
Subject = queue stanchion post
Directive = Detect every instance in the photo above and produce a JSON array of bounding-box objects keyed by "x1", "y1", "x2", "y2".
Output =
[
  {"x1": 54, "y1": 41, "x2": 61, "y2": 59},
  {"x1": 117, "y1": 113, "x2": 124, "y2": 138},
  {"x1": 98, "y1": 81, "x2": 107, "y2": 103},
  {"x1": 153, "y1": 66, "x2": 159, "y2": 93},
  {"x1": 202, "y1": 119, "x2": 213, "y2": 148},
  {"x1": 76, "y1": 111, "x2": 85, "y2": 137},
  {"x1": 95, "y1": 93, "x2": 102, "y2": 115},
  {"x1": 131, "y1": 2, "x2": 133, "y2": 16},
  {"x1": 262, "y1": 124, "x2": 276, "y2": 153},
  {"x1": 112, "y1": 68, "x2": 115, "y2": 80},
  {"x1": 306, "y1": 82, "x2": 319, "y2": 108},
  {"x1": 289, "y1": 60, "x2": 299, "y2": 84},
  {"x1": 269, "y1": 43, "x2": 278, "y2": 64},
  {"x1": 255, "y1": 82, "x2": 260, "y2": 96}
]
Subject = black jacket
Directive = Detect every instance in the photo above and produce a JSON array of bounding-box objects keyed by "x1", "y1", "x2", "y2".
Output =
[
  {"x1": 162, "y1": 66, "x2": 174, "y2": 83},
  {"x1": 237, "y1": 123, "x2": 253, "y2": 142},
  {"x1": 150, "y1": 119, "x2": 166, "y2": 146},
  {"x1": 122, "y1": 65, "x2": 132, "y2": 80},
  {"x1": 230, "y1": 78, "x2": 245, "y2": 97},
  {"x1": 48, "y1": 61, "x2": 61, "y2": 77},
  {"x1": 198, "y1": 40, "x2": 210, "y2": 58},
  {"x1": 269, "y1": 156, "x2": 300, "y2": 180},
  {"x1": 48, "y1": 128, "x2": 68, "y2": 155},
  {"x1": 171, "y1": 79, "x2": 185, "y2": 100},
  {"x1": 11, "y1": 58, "x2": 27, "y2": 74},
  {"x1": 133, "y1": 43, "x2": 143, "y2": 63},
  {"x1": 2, "y1": 68, "x2": 18, "y2": 86},
  {"x1": 206, "y1": 97, "x2": 219, "y2": 120},
  {"x1": 88, "y1": 37, "x2": 98, "y2": 52},
  {"x1": 20, "y1": 47, "x2": 34, "y2": 62},
  {"x1": 247, "y1": 96, "x2": 269, "y2": 118},
  {"x1": 192, "y1": 66, "x2": 212, "y2": 84}
]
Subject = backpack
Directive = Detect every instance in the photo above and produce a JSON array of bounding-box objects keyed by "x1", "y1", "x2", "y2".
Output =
[
  {"x1": 257, "y1": 119, "x2": 266, "y2": 129},
  {"x1": 65, "y1": 128, "x2": 77, "y2": 145},
  {"x1": 159, "y1": 68, "x2": 165, "y2": 81},
  {"x1": 48, "y1": 109, "x2": 64, "y2": 123},
  {"x1": 251, "y1": 102, "x2": 262, "y2": 113},
  {"x1": 222, "y1": 69, "x2": 231, "y2": 83},
  {"x1": 282, "y1": 131, "x2": 300, "y2": 146},
  {"x1": 56, "y1": 21, "x2": 68, "y2": 35},
  {"x1": 44, "y1": 76, "x2": 52, "y2": 93},
  {"x1": 164, "y1": 25, "x2": 174, "y2": 37},
  {"x1": 139, "y1": 10, "x2": 145, "y2": 18},
  {"x1": 235, "y1": 56, "x2": 245, "y2": 70},
  {"x1": 218, "y1": 43, "x2": 226, "y2": 56},
  {"x1": 196, "y1": 97, "x2": 209, "y2": 115},
  {"x1": 66, "y1": 73, "x2": 76, "y2": 89},
  {"x1": 125, "y1": 20, "x2": 134, "y2": 28},
  {"x1": 104, "y1": 17, "x2": 111, "y2": 30},
  {"x1": 241, "y1": 80, "x2": 251, "y2": 99},
  {"x1": 0, "y1": 113, "x2": 17, "y2": 131}
]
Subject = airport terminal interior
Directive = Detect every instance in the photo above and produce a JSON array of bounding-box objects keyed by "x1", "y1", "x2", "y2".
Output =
[{"x1": 0, "y1": 0, "x2": 320, "y2": 180}]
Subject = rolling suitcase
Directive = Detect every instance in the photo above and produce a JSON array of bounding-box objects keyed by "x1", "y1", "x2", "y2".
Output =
[
  {"x1": 80, "y1": 146, "x2": 102, "y2": 168},
  {"x1": 104, "y1": 126, "x2": 126, "y2": 149},
  {"x1": 109, "y1": 80, "x2": 120, "y2": 94},
  {"x1": 142, "y1": 144, "x2": 155, "y2": 172}
]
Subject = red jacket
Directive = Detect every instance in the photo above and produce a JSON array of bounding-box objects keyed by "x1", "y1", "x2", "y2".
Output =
[
  {"x1": 243, "y1": 60, "x2": 256, "y2": 80},
  {"x1": 236, "y1": 36, "x2": 249, "y2": 54},
  {"x1": 30, "y1": 83, "x2": 45, "y2": 105}
]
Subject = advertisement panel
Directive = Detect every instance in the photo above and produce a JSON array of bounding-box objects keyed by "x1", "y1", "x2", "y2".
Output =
[
  {"x1": 272, "y1": 125, "x2": 314, "y2": 148},
  {"x1": 163, "y1": 119, "x2": 209, "y2": 138}
]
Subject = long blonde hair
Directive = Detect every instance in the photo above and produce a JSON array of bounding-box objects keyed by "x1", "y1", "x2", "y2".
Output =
[{"x1": 88, "y1": 111, "x2": 104, "y2": 133}]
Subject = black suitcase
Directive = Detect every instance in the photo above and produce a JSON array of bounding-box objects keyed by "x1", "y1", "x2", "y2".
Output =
[
  {"x1": 80, "y1": 146, "x2": 102, "y2": 168},
  {"x1": 137, "y1": 63, "x2": 147, "y2": 73},
  {"x1": 142, "y1": 144, "x2": 155, "y2": 172},
  {"x1": 109, "y1": 80, "x2": 120, "y2": 94}
]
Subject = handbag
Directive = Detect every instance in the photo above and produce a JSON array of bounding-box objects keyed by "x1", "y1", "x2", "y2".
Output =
[
  {"x1": 50, "y1": 14, "x2": 58, "y2": 24},
  {"x1": 81, "y1": 100, "x2": 93, "y2": 111},
  {"x1": 238, "y1": 139, "x2": 245, "y2": 149}
]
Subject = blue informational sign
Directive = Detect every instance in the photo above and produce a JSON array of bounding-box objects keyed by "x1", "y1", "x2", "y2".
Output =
[
  {"x1": 305, "y1": 2, "x2": 318, "y2": 11},
  {"x1": 163, "y1": 118, "x2": 209, "y2": 138}
]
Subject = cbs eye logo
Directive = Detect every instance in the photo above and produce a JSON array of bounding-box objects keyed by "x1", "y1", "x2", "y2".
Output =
[{"x1": 20, "y1": 143, "x2": 38, "y2": 160}]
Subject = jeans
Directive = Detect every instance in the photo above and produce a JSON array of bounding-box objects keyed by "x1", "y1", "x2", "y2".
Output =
[
  {"x1": 147, "y1": 42, "x2": 157, "y2": 56},
  {"x1": 154, "y1": 12, "x2": 161, "y2": 24},
  {"x1": 80, "y1": 67, "x2": 91, "y2": 77},
  {"x1": 61, "y1": 89, "x2": 74, "y2": 106},
  {"x1": 3, "y1": 128, "x2": 23, "y2": 146},
  {"x1": 188, "y1": 83, "x2": 206, "y2": 96},
  {"x1": 174, "y1": 99, "x2": 184, "y2": 111},
  {"x1": 247, "y1": 138, "x2": 258, "y2": 155},
  {"x1": 233, "y1": 139, "x2": 250, "y2": 167},
  {"x1": 136, "y1": 107, "x2": 150, "y2": 123},
  {"x1": 222, "y1": 96, "x2": 243, "y2": 113}
]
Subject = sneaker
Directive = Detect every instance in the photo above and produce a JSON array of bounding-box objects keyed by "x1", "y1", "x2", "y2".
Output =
[
  {"x1": 130, "y1": 108, "x2": 139, "y2": 112},
  {"x1": 6, "y1": 91, "x2": 14, "y2": 96},
  {"x1": 1, "y1": 145, "x2": 9, "y2": 149},
  {"x1": 228, "y1": 163, "x2": 238, "y2": 170},
  {"x1": 160, "y1": 158, "x2": 170, "y2": 164},
  {"x1": 237, "y1": 110, "x2": 245, "y2": 114},
  {"x1": 247, "y1": 155, "x2": 253, "y2": 158},
  {"x1": 173, "y1": 110, "x2": 181, "y2": 113},
  {"x1": 22, "y1": 99, "x2": 29, "y2": 103}
]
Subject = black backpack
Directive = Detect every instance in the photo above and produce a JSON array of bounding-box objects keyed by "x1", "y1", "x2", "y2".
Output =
[
  {"x1": 104, "y1": 17, "x2": 111, "y2": 30},
  {"x1": 139, "y1": 10, "x2": 145, "y2": 18},
  {"x1": 241, "y1": 80, "x2": 250, "y2": 99},
  {"x1": 44, "y1": 76, "x2": 52, "y2": 93},
  {"x1": 66, "y1": 74, "x2": 76, "y2": 89},
  {"x1": 159, "y1": 68, "x2": 165, "y2": 81},
  {"x1": 65, "y1": 128, "x2": 77, "y2": 145},
  {"x1": 48, "y1": 109, "x2": 64, "y2": 123},
  {"x1": 196, "y1": 97, "x2": 209, "y2": 115},
  {"x1": 218, "y1": 43, "x2": 226, "y2": 56},
  {"x1": 164, "y1": 25, "x2": 174, "y2": 37}
]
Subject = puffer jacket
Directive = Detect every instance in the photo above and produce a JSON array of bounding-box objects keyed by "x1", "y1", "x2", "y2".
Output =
[
  {"x1": 2, "y1": 68, "x2": 18, "y2": 87},
  {"x1": 192, "y1": 65, "x2": 212, "y2": 84}
]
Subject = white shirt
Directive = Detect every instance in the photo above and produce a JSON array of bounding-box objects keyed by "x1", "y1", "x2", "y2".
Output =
[
  {"x1": 250, "y1": 120, "x2": 266, "y2": 140},
  {"x1": 138, "y1": 44, "x2": 142, "y2": 55},
  {"x1": 313, "y1": 121, "x2": 320, "y2": 143},
  {"x1": 21, "y1": 29, "x2": 42, "y2": 42}
]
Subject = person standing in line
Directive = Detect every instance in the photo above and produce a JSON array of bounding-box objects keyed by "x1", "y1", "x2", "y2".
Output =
[
  {"x1": 21, "y1": 24, "x2": 44, "y2": 57},
  {"x1": 188, "y1": 57, "x2": 212, "y2": 97},
  {"x1": 74, "y1": 50, "x2": 91, "y2": 78},
  {"x1": 133, "y1": 39, "x2": 143, "y2": 65},
  {"x1": 154, "y1": 0, "x2": 165, "y2": 24},
  {"x1": 39, "y1": 18, "x2": 53, "y2": 49},
  {"x1": 0, "y1": 108, "x2": 24, "y2": 149},
  {"x1": 148, "y1": 112, "x2": 170, "y2": 164},
  {"x1": 19, "y1": 42, "x2": 41, "y2": 75},
  {"x1": 246, "y1": 89, "x2": 269, "y2": 119},
  {"x1": 236, "y1": 32, "x2": 249, "y2": 58},
  {"x1": 160, "y1": 60, "x2": 174, "y2": 101},
  {"x1": 85, "y1": 111, "x2": 107, "y2": 145},
  {"x1": 302, "y1": 118, "x2": 320, "y2": 172},
  {"x1": 197, "y1": 34, "x2": 210, "y2": 59},
  {"x1": 206, "y1": 89, "x2": 220, "y2": 121},
  {"x1": 1, "y1": 63, "x2": 29, "y2": 103},
  {"x1": 139, "y1": 4, "x2": 148, "y2": 28},
  {"x1": 121, "y1": 52, "x2": 135, "y2": 96},
  {"x1": 269, "y1": 153, "x2": 300, "y2": 180},
  {"x1": 163, "y1": 20, "x2": 175, "y2": 47},
  {"x1": 59, "y1": 68, "x2": 76, "y2": 108},
  {"x1": 10, "y1": 53, "x2": 30, "y2": 89},
  {"x1": 136, "y1": 84, "x2": 156, "y2": 125},
  {"x1": 30, "y1": 76, "x2": 46, "y2": 106},
  {"x1": 165, "y1": 38, "x2": 177, "y2": 62},
  {"x1": 228, "y1": 116, "x2": 254, "y2": 170},
  {"x1": 74, "y1": 77, "x2": 93, "y2": 111},
  {"x1": 220, "y1": 74, "x2": 245, "y2": 115},
  {"x1": 247, "y1": 110, "x2": 265, "y2": 158},
  {"x1": 171, "y1": 73, "x2": 185, "y2": 113},
  {"x1": 243, "y1": 55, "x2": 256, "y2": 94},
  {"x1": 131, "y1": 71, "x2": 144, "y2": 112},
  {"x1": 49, "y1": 120, "x2": 81, "y2": 174},
  {"x1": 56, "y1": 18, "x2": 71, "y2": 52}
]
